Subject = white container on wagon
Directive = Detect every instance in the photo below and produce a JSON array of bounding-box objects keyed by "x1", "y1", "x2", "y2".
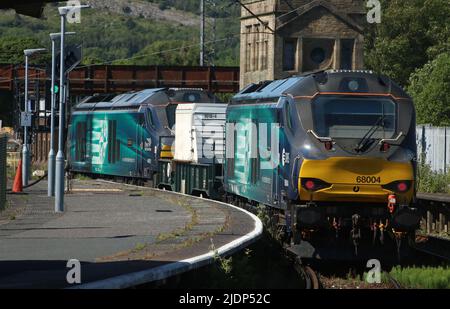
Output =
[{"x1": 174, "y1": 103, "x2": 228, "y2": 164}]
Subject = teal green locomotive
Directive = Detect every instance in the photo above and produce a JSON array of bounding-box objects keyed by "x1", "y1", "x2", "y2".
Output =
[
  {"x1": 223, "y1": 70, "x2": 420, "y2": 259},
  {"x1": 68, "y1": 88, "x2": 219, "y2": 182}
]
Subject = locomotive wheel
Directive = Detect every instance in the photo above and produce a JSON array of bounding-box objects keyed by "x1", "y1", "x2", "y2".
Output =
[
  {"x1": 293, "y1": 259, "x2": 311, "y2": 289},
  {"x1": 294, "y1": 258, "x2": 321, "y2": 289},
  {"x1": 304, "y1": 266, "x2": 320, "y2": 289}
]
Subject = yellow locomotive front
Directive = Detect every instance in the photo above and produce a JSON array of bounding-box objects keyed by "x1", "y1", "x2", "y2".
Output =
[
  {"x1": 290, "y1": 71, "x2": 420, "y2": 259},
  {"x1": 299, "y1": 157, "x2": 414, "y2": 204}
]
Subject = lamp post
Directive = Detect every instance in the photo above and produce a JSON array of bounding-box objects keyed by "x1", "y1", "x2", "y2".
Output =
[
  {"x1": 55, "y1": 4, "x2": 89, "y2": 213},
  {"x1": 23, "y1": 48, "x2": 46, "y2": 187},
  {"x1": 48, "y1": 32, "x2": 75, "y2": 197}
]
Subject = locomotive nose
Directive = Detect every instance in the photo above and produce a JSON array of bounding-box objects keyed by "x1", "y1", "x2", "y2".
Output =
[{"x1": 298, "y1": 157, "x2": 414, "y2": 203}]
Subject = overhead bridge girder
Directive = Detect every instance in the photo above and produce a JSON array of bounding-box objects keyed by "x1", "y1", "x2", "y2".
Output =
[{"x1": 0, "y1": 64, "x2": 240, "y2": 95}]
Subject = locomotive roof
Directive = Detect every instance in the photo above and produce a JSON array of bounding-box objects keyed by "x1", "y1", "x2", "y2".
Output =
[
  {"x1": 232, "y1": 70, "x2": 410, "y2": 104},
  {"x1": 233, "y1": 76, "x2": 305, "y2": 102},
  {"x1": 74, "y1": 88, "x2": 219, "y2": 111}
]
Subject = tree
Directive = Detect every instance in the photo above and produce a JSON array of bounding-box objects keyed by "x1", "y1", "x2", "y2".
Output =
[
  {"x1": 118, "y1": 40, "x2": 200, "y2": 66},
  {"x1": 0, "y1": 36, "x2": 47, "y2": 64},
  {"x1": 407, "y1": 52, "x2": 450, "y2": 126},
  {"x1": 365, "y1": 0, "x2": 450, "y2": 86}
]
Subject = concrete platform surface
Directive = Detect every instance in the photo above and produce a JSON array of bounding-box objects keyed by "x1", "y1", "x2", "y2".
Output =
[{"x1": 0, "y1": 179, "x2": 262, "y2": 288}]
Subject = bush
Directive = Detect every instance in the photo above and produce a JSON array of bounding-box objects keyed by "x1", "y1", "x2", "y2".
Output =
[
  {"x1": 408, "y1": 53, "x2": 450, "y2": 126},
  {"x1": 417, "y1": 163, "x2": 449, "y2": 194},
  {"x1": 365, "y1": 0, "x2": 450, "y2": 87}
]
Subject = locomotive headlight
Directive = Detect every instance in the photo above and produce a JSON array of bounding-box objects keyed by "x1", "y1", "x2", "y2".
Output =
[
  {"x1": 397, "y1": 182, "x2": 408, "y2": 192},
  {"x1": 382, "y1": 180, "x2": 412, "y2": 193},
  {"x1": 301, "y1": 178, "x2": 332, "y2": 192},
  {"x1": 305, "y1": 180, "x2": 315, "y2": 190},
  {"x1": 348, "y1": 80, "x2": 359, "y2": 91}
]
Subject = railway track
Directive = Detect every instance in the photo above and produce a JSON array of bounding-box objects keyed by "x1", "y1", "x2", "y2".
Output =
[
  {"x1": 384, "y1": 271, "x2": 403, "y2": 289},
  {"x1": 412, "y1": 234, "x2": 450, "y2": 261}
]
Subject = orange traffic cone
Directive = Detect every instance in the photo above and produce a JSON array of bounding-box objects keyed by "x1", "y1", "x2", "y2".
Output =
[{"x1": 12, "y1": 159, "x2": 23, "y2": 193}]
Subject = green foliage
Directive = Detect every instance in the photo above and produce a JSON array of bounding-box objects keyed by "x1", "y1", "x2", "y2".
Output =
[
  {"x1": 365, "y1": 0, "x2": 450, "y2": 86},
  {"x1": 215, "y1": 93, "x2": 234, "y2": 103},
  {"x1": 144, "y1": 0, "x2": 239, "y2": 18},
  {"x1": 407, "y1": 53, "x2": 450, "y2": 126},
  {"x1": 0, "y1": 2, "x2": 239, "y2": 67},
  {"x1": 116, "y1": 40, "x2": 199, "y2": 66},
  {"x1": 210, "y1": 240, "x2": 233, "y2": 275},
  {"x1": 389, "y1": 266, "x2": 450, "y2": 289},
  {"x1": 417, "y1": 163, "x2": 449, "y2": 194},
  {"x1": 0, "y1": 36, "x2": 45, "y2": 64},
  {"x1": 153, "y1": 0, "x2": 198, "y2": 13},
  {"x1": 133, "y1": 242, "x2": 147, "y2": 251},
  {"x1": 175, "y1": 234, "x2": 303, "y2": 289}
]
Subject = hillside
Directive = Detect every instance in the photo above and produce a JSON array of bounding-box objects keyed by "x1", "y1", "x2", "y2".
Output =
[
  {"x1": 84, "y1": 0, "x2": 201, "y2": 27},
  {"x1": 0, "y1": 0, "x2": 240, "y2": 66}
]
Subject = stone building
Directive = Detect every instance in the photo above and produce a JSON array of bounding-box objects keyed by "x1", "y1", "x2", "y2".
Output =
[{"x1": 239, "y1": 0, "x2": 366, "y2": 87}]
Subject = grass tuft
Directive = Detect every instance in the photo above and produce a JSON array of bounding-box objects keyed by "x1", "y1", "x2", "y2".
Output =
[{"x1": 389, "y1": 266, "x2": 450, "y2": 289}]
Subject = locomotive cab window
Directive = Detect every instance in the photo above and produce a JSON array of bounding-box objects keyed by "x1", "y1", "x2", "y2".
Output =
[
  {"x1": 312, "y1": 96, "x2": 396, "y2": 139},
  {"x1": 166, "y1": 104, "x2": 177, "y2": 128},
  {"x1": 146, "y1": 109, "x2": 155, "y2": 128},
  {"x1": 284, "y1": 101, "x2": 293, "y2": 130}
]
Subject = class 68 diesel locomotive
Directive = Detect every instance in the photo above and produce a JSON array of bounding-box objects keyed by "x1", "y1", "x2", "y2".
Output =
[
  {"x1": 224, "y1": 70, "x2": 420, "y2": 260},
  {"x1": 68, "y1": 88, "x2": 220, "y2": 185}
]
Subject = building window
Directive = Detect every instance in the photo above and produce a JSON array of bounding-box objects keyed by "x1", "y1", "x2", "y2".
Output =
[
  {"x1": 302, "y1": 38, "x2": 335, "y2": 72},
  {"x1": 263, "y1": 39, "x2": 268, "y2": 70},
  {"x1": 246, "y1": 43, "x2": 251, "y2": 72},
  {"x1": 255, "y1": 40, "x2": 260, "y2": 70},
  {"x1": 311, "y1": 47, "x2": 326, "y2": 64},
  {"x1": 254, "y1": 24, "x2": 260, "y2": 71},
  {"x1": 245, "y1": 26, "x2": 252, "y2": 72},
  {"x1": 283, "y1": 39, "x2": 297, "y2": 71},
  {"x1": 252, "y1": 29, "x2": 257, "y2": 71},
  {"x1": 261, "y1": 22, "x2": 269, "y2": 70},
  {"x1": 340, "y1": 39, "x2": 354, "y2": 70}
]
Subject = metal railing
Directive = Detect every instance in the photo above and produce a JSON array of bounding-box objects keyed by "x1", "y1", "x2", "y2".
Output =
[{"x1": 417, "y1": 193, "x2": 450, "y2": 236}]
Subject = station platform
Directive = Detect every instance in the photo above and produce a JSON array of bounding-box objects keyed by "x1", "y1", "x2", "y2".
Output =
[{"x1": 0, "y1": 179, "x2": 262, "y2": 289}]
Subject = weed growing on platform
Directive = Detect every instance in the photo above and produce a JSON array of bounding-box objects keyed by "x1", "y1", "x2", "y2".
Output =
[
  {"x1": 134, "y1": 243, "x2": 147, "y2": 252},
  {"x1": 156, "y1": 199, "x2": 198, "y2": 244},
  {"x1": 210, "y1": 239, "x2": 232, "y2": 275},
  {"x1": 73, "y1": 174, "x2": 92, "y2": 181},
  {"x1": 165, "y1": 232, "x2": 304, "y2": 288}
]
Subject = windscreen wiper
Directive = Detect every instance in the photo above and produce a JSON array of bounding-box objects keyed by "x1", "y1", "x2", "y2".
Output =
[{"x1": 355, "y1": 115, "x2": 385, "y2": 153}]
